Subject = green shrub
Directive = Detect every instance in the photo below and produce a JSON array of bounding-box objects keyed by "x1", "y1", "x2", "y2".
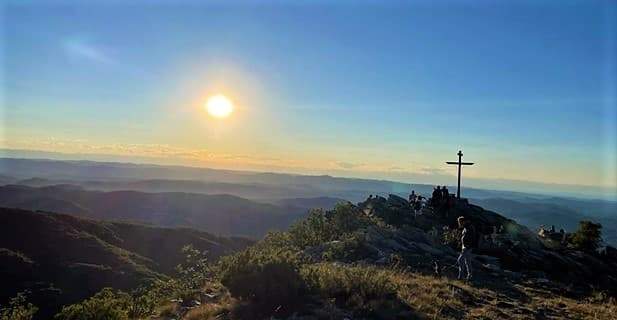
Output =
[
  {"x1": 441, "y1": 226, "x2": 461, "y2": 250},
  {"x1": 247, "y1": 231, "x2": 300, "y2": 260},
  {"x1": 219, "y1": 248, "x2": 305, "y2": 308},
  {"x1": 125, "y1": 286, "x2": 158, "y2": 319},
  {"x1": 301, "y1": 263, "x2": 398, "y2": 313},
  {"x1": 288, "y1": 209, "x2": 338, "y2": 248},
  {"x1": 321, "y1": 232, "x2": 376, "y2": 262},
  {"x1": 175, "y1": 244, "x2": 213, "y2": 292},
  {"x1": 327, "y1": 203, "x2": 372, "y2": 233},
  {"x1": 0, "y1": 291, "x2": 38, "y2": 320},
  {"x1": 571, "y1": 220, "x2": 603, "y2": 252},
  {"x1": 54, "y1": 285, "x2": 159, "y2": 320},
  {"x1": 288, "y1": 203, "x2": 372, "y2": 249},
  {"x1": 54, "y1": 288, "x2": 129, "y2": 320}
]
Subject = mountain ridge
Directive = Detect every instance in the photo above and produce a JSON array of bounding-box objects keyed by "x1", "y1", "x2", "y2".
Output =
[
  {"x1": 0, "y1": 207, "x2": 252, "y2": 319},
  {"x1": 0, "y1": 184, "x2": 309, "y2": 238}
]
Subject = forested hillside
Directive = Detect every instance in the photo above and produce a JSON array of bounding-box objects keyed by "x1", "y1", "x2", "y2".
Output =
[{"x1": 0, "y1": 208, "x2": 251, "y2": 319}]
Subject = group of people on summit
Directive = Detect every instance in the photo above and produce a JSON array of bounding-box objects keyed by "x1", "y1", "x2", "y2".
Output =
[
  {"x1": 407, "y1": 185, "x2": 454, "y2": 216},
  {"x1": 408, "y1": 186, "x2": 474, "y2": 281},
  {"x1": 430, "y1": 185, "x2": 452, "y2": 208}
]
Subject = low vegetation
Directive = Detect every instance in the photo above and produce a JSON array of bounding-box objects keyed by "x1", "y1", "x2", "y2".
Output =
[
  {"x1": 570, "y1": 220, "x2": 603, "y2": 252},
  {"x1": 0, "y1": 292, "x2": 38, "y2": 320},
  {"x1": 6, "y1": 202, "x2": 616, "y2": 319},
  {"x1": 219, "y1": 247, "x2": 305, "y2": 310}
]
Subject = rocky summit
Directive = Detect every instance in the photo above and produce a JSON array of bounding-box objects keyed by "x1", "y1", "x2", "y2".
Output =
[
  {"x1": 357, "y1": 195, "x2": 617, "y2": 295},
  {"x1": 146, "y1": 194, "x2": 616, "y2": 320}
]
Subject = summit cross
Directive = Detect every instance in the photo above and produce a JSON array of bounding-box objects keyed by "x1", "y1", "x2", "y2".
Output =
[{"x1": 446, "y1": 150, "x2": 474, "y2": 199}]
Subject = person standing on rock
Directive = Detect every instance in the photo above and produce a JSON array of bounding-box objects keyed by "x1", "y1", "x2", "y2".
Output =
[
  {"x1": 457, "y1": 216, "x2": 474, "y2": 281},
  {"x1": 432, "y1": 186, "x2": 441, "y2": 207},
  {"x1": 442, "y1": 186, "x2": 450, "y2": 200},
  {"x1": 409, "y1": 190, "x2": 417, "y2": 204}
]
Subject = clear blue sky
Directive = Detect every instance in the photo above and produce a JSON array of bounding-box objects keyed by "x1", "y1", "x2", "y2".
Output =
[{"x1": 2, "y1": 0, "x2": 616, "y2": 196}]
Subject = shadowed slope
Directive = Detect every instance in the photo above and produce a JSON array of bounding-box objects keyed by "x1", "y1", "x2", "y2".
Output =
[{"x1": 0, "y1": 207, "x2": 251, "y2": 319}]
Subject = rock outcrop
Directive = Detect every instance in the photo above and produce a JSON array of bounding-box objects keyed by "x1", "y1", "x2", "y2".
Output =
[{"x1": 353, "y1": 195, "x2": 617, "y2": 294}]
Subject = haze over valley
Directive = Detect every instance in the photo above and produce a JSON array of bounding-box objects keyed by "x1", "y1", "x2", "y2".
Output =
[{"x1": 1, "y1": 157, "x2": 615, "y2": 245}]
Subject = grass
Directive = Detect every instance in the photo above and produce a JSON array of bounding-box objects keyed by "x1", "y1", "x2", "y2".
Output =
[
  {"x1": 183, "y1": 303, "x2": 229, "y2": 320},
  {"x1": 181, "y1": 262, "x2": 616, "y2": 319},
  {"x1": 207, "y1": 202, "x2": 617, "y2": 320},
  {"x1": 302, "y1": 263, "x2": 398, "y2": 302},
  {"x1": 46, "y1": 202, "x2": 617, "y2": 320}
]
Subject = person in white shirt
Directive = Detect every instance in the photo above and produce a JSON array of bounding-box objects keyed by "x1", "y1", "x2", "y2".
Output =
[{"x1": 457, "y1": 216, "x2": 474, "y2": 281}]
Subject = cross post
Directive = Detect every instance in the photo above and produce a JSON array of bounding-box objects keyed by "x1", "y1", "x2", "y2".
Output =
[{"x1": 445, "y1": 150, "x2": 474, "y2": 199}]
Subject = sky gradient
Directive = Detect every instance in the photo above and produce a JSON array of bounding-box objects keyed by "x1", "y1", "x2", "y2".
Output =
[{"x1": 2, "y1": 0, "x2": 617, "y2": 197}]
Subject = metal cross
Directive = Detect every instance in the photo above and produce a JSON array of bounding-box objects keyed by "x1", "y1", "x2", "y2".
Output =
[{"x1": 446, "y1": 150, "x2": 474, "y2": 199}]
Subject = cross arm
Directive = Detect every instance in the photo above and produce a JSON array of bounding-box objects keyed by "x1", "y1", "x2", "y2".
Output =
[{"x1": 445, "y1": 162, "x2": 475, "y2": 165}]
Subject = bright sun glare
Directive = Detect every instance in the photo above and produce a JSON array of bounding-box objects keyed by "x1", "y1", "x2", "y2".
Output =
[{"x1": 205, "y1": 94, "x2": 234, "y2": 118}]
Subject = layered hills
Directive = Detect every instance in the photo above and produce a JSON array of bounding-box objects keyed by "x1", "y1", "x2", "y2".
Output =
[
  {"x1": 0, "y1": 185, "x2": 313, "y2": 238},
  {"x1": 2, "y1": 158, "x2": 615, "y2": 246},
  {"x1": 0, "y1": 207, "x2": 251, "y2": 319}
]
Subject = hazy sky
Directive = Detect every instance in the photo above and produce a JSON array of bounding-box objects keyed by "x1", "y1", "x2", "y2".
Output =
[{"x1": 2, "y1": 0, "x2": 617, "y2": 195}]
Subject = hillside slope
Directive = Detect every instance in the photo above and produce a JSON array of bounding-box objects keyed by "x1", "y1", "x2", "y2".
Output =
[
  {"x1": 155, "y1": 196, "x2": 617, "y2": 319},
  {"x1": 0, "y1": 207, "x2": 251, "y2": 319}
]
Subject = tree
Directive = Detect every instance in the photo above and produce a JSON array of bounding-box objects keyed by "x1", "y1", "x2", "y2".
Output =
[
  {"x1": 570, "y1": 220, "x2": 602, "y2": 252},
  {"x1": 0, "y1": 291, "x2": 38, "y2": 320},
  {"x1": 175, "y1": 244, "x2": 212, "y2": 292}
]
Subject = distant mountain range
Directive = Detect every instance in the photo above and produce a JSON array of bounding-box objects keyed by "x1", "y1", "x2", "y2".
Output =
[
  {"x1": 473, "y1": 197, "x2": 617, "y2": 246},
  {"x1": 1, "y1": 157, "x2": 615, "y2": 245},
  {"x1": 5, "y1": 157, "x2": 612, "y2": 202},
  {"x1": 0, "y1": 184, "x2": 329, "y2": 238},
  {"x1": 0, "y1": 207, "x2": 252, "y2": 319}
]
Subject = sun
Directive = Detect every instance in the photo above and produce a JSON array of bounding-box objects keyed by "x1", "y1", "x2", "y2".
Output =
[{"x1": 205, "y1": 94, "x2": 234, "y2": 118}]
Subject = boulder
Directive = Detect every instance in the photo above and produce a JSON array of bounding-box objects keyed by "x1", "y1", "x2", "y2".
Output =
[{"x1": 387, "y1": 194, "x2": 410, "y2": 208}]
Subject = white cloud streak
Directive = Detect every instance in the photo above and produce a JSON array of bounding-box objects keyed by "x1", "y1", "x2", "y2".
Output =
[{"x1": 63, "y1": 39, "x2": 114, "y2": 65}]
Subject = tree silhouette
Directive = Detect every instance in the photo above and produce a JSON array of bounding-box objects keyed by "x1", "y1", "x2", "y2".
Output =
[{"x1": 571, "y1": 220, "x2": 603, "y2": 252}]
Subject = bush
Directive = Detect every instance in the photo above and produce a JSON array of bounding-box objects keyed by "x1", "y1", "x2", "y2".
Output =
[
  {"x1": 0, "y1": 291, "x2": 38, "y2": 320},
  {"x1": 54, "y1": 288, "x2": 129, "y2": 320},
  {"x1": 288, "y1": 209, "x2": 339, "y2": 248},
  {"x1": 54, "y1": 286, "x2": 160, "y2": 320},
  {"x1": 301, "y1": 263, "x2": 399, "y2": 315},
  {"x1": 327, "y1": 203, "x2": 372, "y2": 233},
  {"x1": 441, "y1": 226, "x2": 461, "y2": 250},
  {"x1": 175, "y1": 244, "x2": 213, "y2": 292},
  {"x1": 321, "y1": 232, "x2": 376, "y2": 262},
  {"x1": 219, "y1": 248, "x2": 305, "y2": 308},
  {"x1": 125, "y1": 286, "x2": 158, "y2": 319},
  {"x1": 288, "y1": 203, "x2": 372, "y2": 249},
  {"x1": 571, "y1": 220, "x2": 603, "y2": 253}
]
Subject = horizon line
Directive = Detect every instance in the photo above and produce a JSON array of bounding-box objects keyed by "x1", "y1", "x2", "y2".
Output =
[{"x1": 1, "y1": 148, "x2": 616, "y2": 202}]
